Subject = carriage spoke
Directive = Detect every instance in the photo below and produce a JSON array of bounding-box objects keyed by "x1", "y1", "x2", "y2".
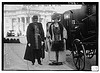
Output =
[
  {"x1": 75, "y1": 58, "x2": 79, "y2": 65},
  {"x1": 78, "y1": 58, "x2": 80, "y2": 69},
  {"x1": 86, "y1": 49, "x2": 95, "y2": 59},
  {"x1": 72, "y1": 39, "x2": 85, "y2": 70},
  {"x1": 75, "y1": 56, "x2": 85, "y2": 70},
  {"x1": 80, "y1": 56, "x2": 85, "y2": 70}
]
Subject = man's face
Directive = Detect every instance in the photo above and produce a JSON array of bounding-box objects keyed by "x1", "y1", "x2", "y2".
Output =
[{"x1": 33, "y1": 19, "x2": 38, "y2": 23}]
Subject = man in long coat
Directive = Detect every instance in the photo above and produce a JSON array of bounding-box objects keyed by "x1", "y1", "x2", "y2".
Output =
[{"x1": 24, "y1": 15, "x2": 44, "y2": 65}]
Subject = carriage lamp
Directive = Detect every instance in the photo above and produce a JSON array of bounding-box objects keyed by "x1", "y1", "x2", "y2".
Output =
[{"x1": 64, "y1": 14, "x2": 70, "y2": 19}]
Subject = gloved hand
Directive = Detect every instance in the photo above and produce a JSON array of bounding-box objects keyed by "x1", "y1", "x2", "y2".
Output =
[
  {"x1": 41, "y1": 41, "x2": 44, "y2": 45},
  {"x1": 28, "y1": 43, "x2": 31, "y2": 47}
]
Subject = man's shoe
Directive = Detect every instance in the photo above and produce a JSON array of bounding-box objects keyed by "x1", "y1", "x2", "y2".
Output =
[
  {"x1": 38, "y1": 63, "x2": 42, "y2": 65},
  {"x1": 32, "y1": 63, "x2": 34, "y2": 65}
]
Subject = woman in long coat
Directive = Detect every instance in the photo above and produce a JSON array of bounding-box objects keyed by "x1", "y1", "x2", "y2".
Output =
[
  {"x1": 24, "y1": 15, "x2": 44, "y2": 65},
  {"x1": 49, "y1": 14, "x2": 67, "y2": 65}
]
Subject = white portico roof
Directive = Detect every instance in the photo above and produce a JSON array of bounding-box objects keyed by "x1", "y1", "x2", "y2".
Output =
[{"x1": 4, "y1": 5, "x2": 82, "y2": 13}]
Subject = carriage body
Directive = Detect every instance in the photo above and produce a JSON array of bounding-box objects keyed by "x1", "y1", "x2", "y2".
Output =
[{"x1": 60, "y1": 4, "x2": 98, "y2": 70}]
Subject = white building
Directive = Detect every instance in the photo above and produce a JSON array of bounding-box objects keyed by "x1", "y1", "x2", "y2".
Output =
[
  {"x1": 4, "y1": 5, "x2": 56, "y2": 37},
  {"x1": 4, "y1": 5, "x2": 82, "y2": 37}
]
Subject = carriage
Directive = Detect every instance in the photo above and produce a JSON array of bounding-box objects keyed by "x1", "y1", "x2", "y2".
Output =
[
  {"x1": 60, "y1": 4, "x2": 98, "y2": 70},
  {"x1": 46, "y1": 4, "x2": 98, "y2": 70}
]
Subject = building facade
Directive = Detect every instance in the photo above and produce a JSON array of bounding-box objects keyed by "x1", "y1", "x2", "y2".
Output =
[{"x1": 4, "y1": 5, "x2": 56, "y2": 37}]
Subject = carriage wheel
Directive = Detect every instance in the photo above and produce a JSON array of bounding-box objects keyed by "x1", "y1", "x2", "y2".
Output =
[
  {"x1": 86, "y1": 49, "x2": 95, "y2": 59},
  {"x1": 72, "y1": 39, "x2": 85, "y2": 70}
]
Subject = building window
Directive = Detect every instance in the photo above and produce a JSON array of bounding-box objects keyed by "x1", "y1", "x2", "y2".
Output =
[
  {"x1": 18, "y1": 18, "x2": 20, "y2": 23},
  {"x1": 26, "y1": 17, "x2": 30, "y2": 23},
  {"x1": 21, "y1": 17, "x2": 25, "y2": 23}
]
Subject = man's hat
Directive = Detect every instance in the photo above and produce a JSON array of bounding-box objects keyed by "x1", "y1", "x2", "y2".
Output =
[{"x1": 32, "y1": 15, "x2": 38, "y2": 20}]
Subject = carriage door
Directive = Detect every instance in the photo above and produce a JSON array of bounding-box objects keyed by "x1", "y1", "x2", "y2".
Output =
[{"x1": 63, "y1": 11, "x2": 73, "y2": 48}]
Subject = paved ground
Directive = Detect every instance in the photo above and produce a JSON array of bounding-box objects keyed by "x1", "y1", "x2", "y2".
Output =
[
  {"x1": 3, "y1": 43, "x2": 97, "y2": 71},
  {"x1": 65, "y1": 51, "x2": 97, "y2": 70}
]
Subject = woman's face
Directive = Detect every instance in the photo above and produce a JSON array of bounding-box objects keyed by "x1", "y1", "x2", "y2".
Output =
[{"x1": 54, "y1": 18, "x2": 59, "y2": 23}]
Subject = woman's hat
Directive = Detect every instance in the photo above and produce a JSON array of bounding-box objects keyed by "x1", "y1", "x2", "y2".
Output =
[{"x1": 52, "y1": 13, "x2": 61, "y2": 20}]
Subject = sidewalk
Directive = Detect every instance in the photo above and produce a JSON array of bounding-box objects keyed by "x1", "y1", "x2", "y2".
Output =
[{"x1": 4, "y1": 43, "x2": 74, "y2": 70}]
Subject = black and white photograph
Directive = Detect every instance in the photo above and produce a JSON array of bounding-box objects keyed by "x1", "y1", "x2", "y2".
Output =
[{"x1": 2, "y1": 2, "x2": 98, "y2": 71}]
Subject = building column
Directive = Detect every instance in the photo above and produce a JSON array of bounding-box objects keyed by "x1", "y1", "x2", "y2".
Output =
[
  {"x1": 30, "y1": 17, "x2": 32, "y2": 23},
  {"x1": 24, "y1": 17, "x2": 27, "y2": 35},
  {"x1": 19, "y1": 17, "x2": 22, "y2": 23},
  {"x1": 25, "y1": 17, "x2": 27, "y2": 24},
  {"x1": 12, "y1": 18, "x2": 14, "y2": 30},
  {"x1": 19, "y1": 17, "x2": 23, "y2": 35},
  {"x1": 19, "y1": 17, "x2": 22, "y2": 31}
]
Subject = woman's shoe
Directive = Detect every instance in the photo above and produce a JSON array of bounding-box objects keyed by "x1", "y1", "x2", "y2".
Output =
[{"x1": 32, "y1": 61, "x2": 35, "y2": 65}]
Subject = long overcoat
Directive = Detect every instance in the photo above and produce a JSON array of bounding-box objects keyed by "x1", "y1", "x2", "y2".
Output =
[{"x1": 24, "y1": 22, "x2": 44, "y2": 61}]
